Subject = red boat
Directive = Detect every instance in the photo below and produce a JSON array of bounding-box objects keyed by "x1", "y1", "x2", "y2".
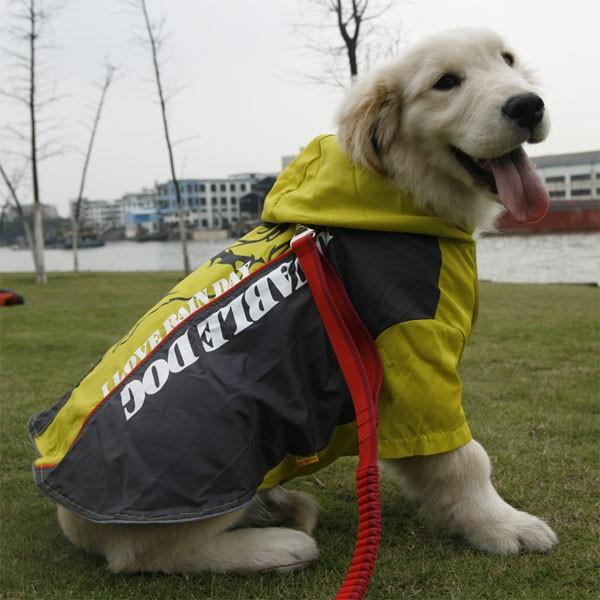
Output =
[{"x1": 497, "y1": 199, "x2": 600, "y2": 234}]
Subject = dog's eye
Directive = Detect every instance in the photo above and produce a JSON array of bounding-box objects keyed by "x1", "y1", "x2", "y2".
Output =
[
  {"x1": 502, "y1": 52, "x2": 515, "y2": 67},
  {"x1": 433, "y1": 74, "x2": 461, "y2": 91}
]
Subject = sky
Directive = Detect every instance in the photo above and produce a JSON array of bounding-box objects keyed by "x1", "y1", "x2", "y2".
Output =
[{"x1": 1, "y1": 0, "x2": 599, "y2": 217}]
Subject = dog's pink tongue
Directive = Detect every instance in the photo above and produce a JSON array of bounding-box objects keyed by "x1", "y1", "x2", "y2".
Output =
[{"x1": 485, "y1": 148, "x2": 550, "y2": 223}]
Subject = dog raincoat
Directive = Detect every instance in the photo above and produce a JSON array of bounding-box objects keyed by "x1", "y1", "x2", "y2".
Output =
[{"x1": 29, "y1": 135, "x2": 478, "y2": 524}]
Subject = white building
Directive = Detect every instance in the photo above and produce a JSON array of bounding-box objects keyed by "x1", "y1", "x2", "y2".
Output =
[
  {"x1": 125, "y1": 209, "x2": 163, "y2": 239},
  {"x1": 69, "y1": 199, "x2": 116, "y2": 230},
  {"x1": 113, "y1": 188, "x2": 158, "y2": 228},
  {"x1": 70, "y1": 189, "x2": 159, "y2": 233},
  {"x1": 533, "y1": 151, "x2": 600, "y2": 201},
  {"x1": 7, "y1": 203, "x2": 59, "y2": 221},
  {"x1": 156, "y1": 174, "x2": 275, "y2": 230}
]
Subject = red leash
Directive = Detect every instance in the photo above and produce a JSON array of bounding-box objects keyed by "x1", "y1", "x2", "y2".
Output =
[{"x1": 291, "y1": 227, "x2": 383, "y2": 600}]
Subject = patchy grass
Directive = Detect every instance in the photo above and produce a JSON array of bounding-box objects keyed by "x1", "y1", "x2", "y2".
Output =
[{"x1": 0, "y1": 272, "x2": 598, "y2": 599}]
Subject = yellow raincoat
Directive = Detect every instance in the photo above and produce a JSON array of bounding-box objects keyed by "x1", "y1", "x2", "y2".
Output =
[
  {"x1": 29, "y1": 134, "x2": 477, "y2": 523},
  {"x1": 261, "y1": 134, "x2": 478, "y2": 474}
]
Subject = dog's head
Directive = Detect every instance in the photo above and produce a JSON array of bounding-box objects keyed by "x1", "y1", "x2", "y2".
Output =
[{"x1": 337, "y1": 28, "x2": 550, "y2": 231}]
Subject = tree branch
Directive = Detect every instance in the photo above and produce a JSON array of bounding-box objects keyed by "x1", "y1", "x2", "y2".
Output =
[
  {"x1": 132, "y1": 0, "x2": 191, "y2": 275},
  {"x1": 294, "y1": 0, "x2": 402, "y2": 86}
]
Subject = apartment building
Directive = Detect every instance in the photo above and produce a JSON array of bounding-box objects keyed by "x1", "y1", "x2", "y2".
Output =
[
  {"x1": 533, "y1": 150, "x2": 600, "y2": 201},
  {"x1": 113, "y1": 188, "x2": 158, "y2": 228},
  {"x1": 156, "y1": 173, "x2": 275, "y2": 229},
  {"x1": 69, "y1": 199, "x2": 116, "y2": 230}
]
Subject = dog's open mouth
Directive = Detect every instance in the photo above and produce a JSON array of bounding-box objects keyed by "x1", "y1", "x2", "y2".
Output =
[
  {"x1": 450, "y1": 145, "x2": 550, "y2": 223},
  {"x1": 451, "y1": 146, "x2": 498, "y2": 194}
]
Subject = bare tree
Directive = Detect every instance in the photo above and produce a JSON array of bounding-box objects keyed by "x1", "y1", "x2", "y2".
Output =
[
  {"x1": 0, "y1": 0, "x2": 64, "y2": 283},
  {"x1": 72, "y1": 63, "x2": 117, "y2": 273},
  {"x1": 0, "y1": 162, "x2": 35, "y2": 253},
  {"x1": 126, "y1": 0, "x2": 191, "y2": 275},
  {"x1": 333, "y1": 0, "x2": 367, "y2": 78},
  {"x1": 294, "y1": 0, "x2": 401, "y2": 88}
]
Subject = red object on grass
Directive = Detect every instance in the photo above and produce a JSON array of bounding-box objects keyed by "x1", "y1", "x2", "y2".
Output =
[
  {"x1": 291, "y1": 228, "x2": 383, "y2": 600},
  {"x1": 0, "y1": 289, "x2": 24, "y2": 306}
]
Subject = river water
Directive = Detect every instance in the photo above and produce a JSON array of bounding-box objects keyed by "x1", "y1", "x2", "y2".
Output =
[{"x1": 1, "y1": 233, "x2": 598, "y2": 285}]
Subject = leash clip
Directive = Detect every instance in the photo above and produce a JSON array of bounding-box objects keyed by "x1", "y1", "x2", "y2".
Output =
[{"x1": 290, "y1": 225, "x2": 316, "y2": 249}]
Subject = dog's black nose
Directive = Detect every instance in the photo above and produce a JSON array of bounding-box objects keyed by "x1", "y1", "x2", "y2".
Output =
[{"x1": 502, "y1": 93, "x2": 545, "y2": 130}]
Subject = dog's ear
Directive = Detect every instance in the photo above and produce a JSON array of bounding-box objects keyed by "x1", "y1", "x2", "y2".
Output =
[{"x1": 336, "y1": 73, "x2": 401, "y2": 175}]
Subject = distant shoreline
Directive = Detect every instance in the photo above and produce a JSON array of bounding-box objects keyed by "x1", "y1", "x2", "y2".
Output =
[
  {"x1": 2, "y1": 271, "x2": 597, "y2": 288},
  {"x1": 1, "y1": 233, "x2": 598, "y2": 285}
]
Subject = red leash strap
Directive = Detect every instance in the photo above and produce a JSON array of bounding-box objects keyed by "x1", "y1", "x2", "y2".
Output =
[{"x1": 291, "y1": 227, "x2": 383, "y2": 600}]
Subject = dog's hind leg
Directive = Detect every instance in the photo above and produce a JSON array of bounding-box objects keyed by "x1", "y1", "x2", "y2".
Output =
[
  {"x1": 382, "y1": 439, "x2": 558, "y2": 554},
  {"x1": 57, "y1": 502, "x2": 318, "y2": 574},
  {"x1": 182, "y1": 525, "x2": 319, "y2": 574},
  {"x1": 232, "y1": 486, "x2": 319, "y2": 535}
]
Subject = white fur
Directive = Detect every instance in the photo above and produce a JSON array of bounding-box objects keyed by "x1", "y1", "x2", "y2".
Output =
[
  {"x1": 56, "y1": 28, "x2": 557, "y2": 574},
  {"x1": 337, "y1": 28, "x2": 550, "y2": 232},
  {"x1": 381, "y1": 441, "x2": 557, "y2": 554},
  {"x1": 57, "y1": 489, "x2": 319, "y2": 573}
]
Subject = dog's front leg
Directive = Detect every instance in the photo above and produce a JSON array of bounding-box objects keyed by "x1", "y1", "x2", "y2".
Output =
[{"x1": 381, "y1": 439, "x2": 557, "y2": 554}]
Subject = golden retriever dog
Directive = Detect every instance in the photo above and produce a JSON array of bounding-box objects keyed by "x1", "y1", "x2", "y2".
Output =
[{"x1": 55, "y1": 27, "x2": 557, "y2": 574}]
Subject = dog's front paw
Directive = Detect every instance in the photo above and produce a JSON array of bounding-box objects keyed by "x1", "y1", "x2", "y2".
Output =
[
  {"x1": 462, "y1": 508, "x2": 558, "y2": 554},
  {"x1": 261, "y1": 529, "x2": 319, "y2": 573}
]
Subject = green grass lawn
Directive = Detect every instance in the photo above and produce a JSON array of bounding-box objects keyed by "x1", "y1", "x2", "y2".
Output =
[{"x1": 1, "y1": 272, "x2": 598, "y2": 599}]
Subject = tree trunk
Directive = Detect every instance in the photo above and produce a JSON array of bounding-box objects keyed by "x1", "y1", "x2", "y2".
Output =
[
  {"x1": 73, "y1": 65, "x2": 115, "y2": 274},
  {"x1": 21, "y1": 214, "x2": 35, "y2": 255},
  {"x1": 140, "y1": 0, "x2": 191, "y2": 275},
  {"x1": 72, "y1": 217, "x2": 80, "y2": 273},
  {"x1": 347, "y1": 40, "x2": 358, "y2": 78},
  {"x1": 177, "y1": 194, "x2": 190, "y2": 274},
  {"x1": 32, "y1": 200, "x2": 47, "y2": 283},
  {"x1": 29, "y1": 0, "x2": 47, "y2": 284},
  {"x1": 0, "y1": 163, "x2": 35, "y2": 255}
]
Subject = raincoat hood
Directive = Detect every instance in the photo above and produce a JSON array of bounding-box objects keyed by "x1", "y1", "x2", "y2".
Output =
[{"x1": 262, "y1": 134, "x2": 474, "y2": 241}]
